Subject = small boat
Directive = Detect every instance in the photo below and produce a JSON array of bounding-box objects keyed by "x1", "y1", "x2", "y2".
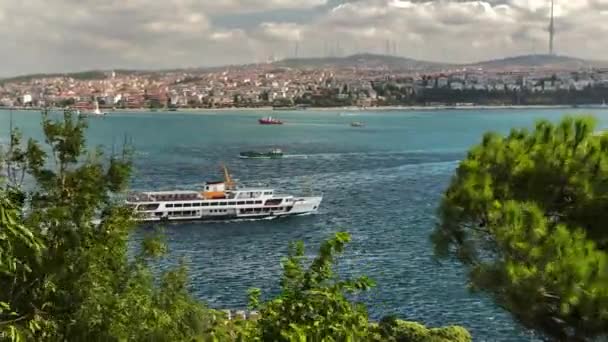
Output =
[
  {"x1": 240, "y1": 148, "x2": 283, "y2": 159},
  {"x1": 259, "y1": 116, "x2": 283, "y2": 125},
  {"x1": 351, "y1": 121, "x2": 364, "y2": 127},
  {"x1": 125, "y1": 165, "x2": 322, "y2": 223},
  {"x1": 79, "y1": 100, "x2": 107, "y2": 117}
]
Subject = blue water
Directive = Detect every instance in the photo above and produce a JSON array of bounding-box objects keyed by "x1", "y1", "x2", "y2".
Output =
[{"x1": 3, "y1": 108, "x2": 608, "y2": 341}]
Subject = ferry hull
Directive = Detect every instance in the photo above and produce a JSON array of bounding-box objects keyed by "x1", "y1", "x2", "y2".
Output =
[{"x1": 140, "y1": 211, "x2": 315, "y2": 224}]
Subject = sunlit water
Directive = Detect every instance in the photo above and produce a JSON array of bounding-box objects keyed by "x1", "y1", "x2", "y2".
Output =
[{"x1": 3, "y1": 108, "x2": 608, "y2": 341}]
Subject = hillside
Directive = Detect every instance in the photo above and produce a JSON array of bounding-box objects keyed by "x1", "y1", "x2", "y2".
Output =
[
  {"x1": 468, "y1": 54, "x2": 608, "y2": 70},
  {"x1": 274, "y1": 53, "x2": 607, "y2": 71},
  {"x1": 273, "y1": 53, "x2": 451, "y2": 70},
  {"x1": 2, "y1": 54, "x2": 607, "y2": 83}
]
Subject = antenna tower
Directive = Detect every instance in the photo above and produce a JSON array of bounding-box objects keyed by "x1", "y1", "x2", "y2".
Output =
[{"x1": 549, "y1": 0, "x2": 555, "y2": 55}]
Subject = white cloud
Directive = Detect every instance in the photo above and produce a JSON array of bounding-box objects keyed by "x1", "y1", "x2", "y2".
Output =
[
  {"x1": 0, "y1": 0, "x2": 607, "y2": 76},
  {"x1": 258, "y1": 0, "x2": 608, "y2": 63},
  {"x1": 202, "y1": 0, "x2": 328, "y2": 13}
]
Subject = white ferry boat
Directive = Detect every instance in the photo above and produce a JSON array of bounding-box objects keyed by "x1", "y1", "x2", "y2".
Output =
[{"x1": 125, "y1": 166, "x2": 322, "y2": 222}]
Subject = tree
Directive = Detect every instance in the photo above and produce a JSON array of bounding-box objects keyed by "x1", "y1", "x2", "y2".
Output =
[
  {"x1": 0, "y1": 187, "x2": 45, "y2": 340},
  {"x1": 247, "y1": 232, "x2": 471, "y2": 342},
  {"x1": 0, "y1": 110, "x2": 213, "y2": 340},
  {"x1": 432, "y1": 116, "x2": 608, "y2": 341}
]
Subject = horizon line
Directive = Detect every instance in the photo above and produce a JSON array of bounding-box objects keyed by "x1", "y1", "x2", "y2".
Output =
[{"x1": 0, "y1": 52, "x2": 601, "y2": 80}]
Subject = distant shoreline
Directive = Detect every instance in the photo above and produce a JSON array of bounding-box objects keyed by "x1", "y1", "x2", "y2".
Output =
[{"x1": 2, "y1": 104, "x2": 607, "y2": 114}]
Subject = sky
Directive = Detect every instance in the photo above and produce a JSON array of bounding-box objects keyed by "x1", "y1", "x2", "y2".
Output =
[{"x1": 1, "y1": 0, "x2": 607, "y2": 77}]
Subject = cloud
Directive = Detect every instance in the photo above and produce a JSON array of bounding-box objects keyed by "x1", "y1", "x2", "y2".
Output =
[
  {"x1": 256, "y1": 0, "x2": 608, "y2": 63},
  {"x1": 204, "y1": 0, "x2": 329, "y2": 13},
  {"x1": 0, "y1": 0, "x2": 607, "y2": 76}
]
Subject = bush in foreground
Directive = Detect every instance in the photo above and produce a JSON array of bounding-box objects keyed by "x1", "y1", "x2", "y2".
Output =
[{"x1": 433, "y1": 116, "x2": 608, "y2": 341}]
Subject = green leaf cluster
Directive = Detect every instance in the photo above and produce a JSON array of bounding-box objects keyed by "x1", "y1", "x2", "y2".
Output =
[
  {"x1": 433, "y1": 116, "x2": 608, "y2": 341},
  {"x1": 238, "y1": 232, "x2": 471, "y2": 342},
  {"x1": 0, "y1": 110, "x2": 211, "y2": 341}
]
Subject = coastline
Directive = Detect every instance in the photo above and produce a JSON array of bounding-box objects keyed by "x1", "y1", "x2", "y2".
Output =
[{"x1": 2, "y1": 104, "x2": 606, "y2": 114}]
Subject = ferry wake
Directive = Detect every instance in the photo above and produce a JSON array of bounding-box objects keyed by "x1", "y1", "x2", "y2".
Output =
[{"x1": 126, "y1": 166, "x2": 322, "y2": 222}]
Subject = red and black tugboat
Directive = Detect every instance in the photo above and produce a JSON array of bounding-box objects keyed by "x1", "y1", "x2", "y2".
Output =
[{"x1": 258, "y1": 116, "x2": 283, "y2": 125}]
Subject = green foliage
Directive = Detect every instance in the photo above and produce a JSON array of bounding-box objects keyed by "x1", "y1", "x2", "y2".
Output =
[
  {"x1": 0, "y1": 187, "x2": 45, "y2": 341},
  {"x1": 239, "y1": 232, "x2": 470, "y2": 342},
  {"x1": 374, "y1": 317, "x2": 471, "y2": 342},
  {"x1": 0, "y1": 110, "x2": 210, "y2": 341},
  {"x1": 249, "y1": 232, "x2": 375, "y2": 341},
  {"x1": 433, "y1": 116, "x2": 608, "y2": 340}
]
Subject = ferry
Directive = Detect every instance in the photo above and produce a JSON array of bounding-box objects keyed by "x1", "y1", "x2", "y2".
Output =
[
  {"x1": 239, "y1": 148, "x2": 283, "y2": 159},
  {"x1": 125, "y1": 166, "x2": 322, "y2": 222},
  {"x1": 259, "y1": 116, "x2": 283, "y2": 125}
]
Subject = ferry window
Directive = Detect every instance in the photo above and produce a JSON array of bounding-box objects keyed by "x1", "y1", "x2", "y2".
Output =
[
  {"x1": 141, "y1": 203, "x2": 159, "y2": 211},
  {"x1": 211, "y1": 202, "x2": 218, "y2": 206},
  {"x1": 246, "y1": 201, "x2": 254, "y2": 205},
  {"x1": 193, "y1": 203, "x2": 200, "y2": 207},
  {"x1": 155, "y1": 213, "x2": 162, "y2": 217},
  {"x1": 237, "y1": 201, "x2": 245, "y2": 205},
  {"x1": 166, "y1": 204, "x2": 174, "y2": 208},
  {"x1": 219, "y1": 202, "x2": 227, "y2": 206},
  {"x1": 175, "y1": 204, "x2": 183, "y2": 208},
  {"x1": 255, "y1": 201, "x2": 262, "y2": 204},
  {"x1": 184, "y1": 203, "x2": 192, "y2": 207},
  {"x1": 202, "y1": 203, "x2": 209, "y2": 206}
]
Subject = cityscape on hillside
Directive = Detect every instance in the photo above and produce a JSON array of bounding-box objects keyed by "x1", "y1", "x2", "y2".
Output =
[
  {"x1": 3, "y1": 0, "x2": 607, "y2": 111},
  {"x1": 3, "y1": 54, "x2": 608, "y2": 111}
]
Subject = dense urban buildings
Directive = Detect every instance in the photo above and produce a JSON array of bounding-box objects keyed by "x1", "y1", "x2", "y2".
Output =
[{"x1": 2, "y1": 54, "x2": 608, "y2": 110}]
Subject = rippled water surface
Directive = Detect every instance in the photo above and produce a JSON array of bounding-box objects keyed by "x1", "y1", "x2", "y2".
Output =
[{"x1": 3, "y1": 108, "x2": 608, "y2": 341}]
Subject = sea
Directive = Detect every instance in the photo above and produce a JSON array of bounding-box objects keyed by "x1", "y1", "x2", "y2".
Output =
[{"x1": 3, "y1": 107, "x2": 608, "y2": 341}]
